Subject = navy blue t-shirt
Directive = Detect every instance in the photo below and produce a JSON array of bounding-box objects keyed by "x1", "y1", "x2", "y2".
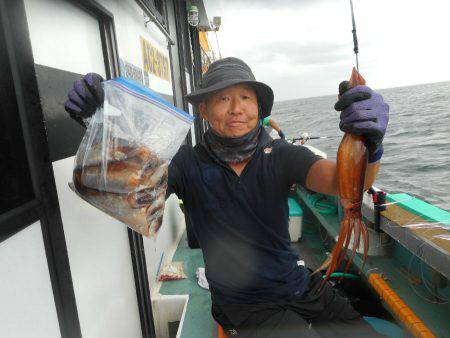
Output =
[{"x1": 166, "y1": 129, "x2": 322, "y2": 305}]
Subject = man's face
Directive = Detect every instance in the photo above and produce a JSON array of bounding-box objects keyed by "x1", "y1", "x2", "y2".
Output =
[{"x1": 199, "y1": 84, "x2": 259, "y2": 138}]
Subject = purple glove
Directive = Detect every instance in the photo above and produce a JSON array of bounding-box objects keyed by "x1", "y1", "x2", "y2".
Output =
[
  {"x1": 64, "y1": 73, "x2": 104, "y2": 126},
  {"x1": 335, "y1": 84, "x2": 389, "y2": 162}
]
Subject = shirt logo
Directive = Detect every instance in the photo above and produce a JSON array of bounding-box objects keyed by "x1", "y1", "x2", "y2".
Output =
[{"x1": 263, "y1": 147, "x2": 272, "y2": 154}]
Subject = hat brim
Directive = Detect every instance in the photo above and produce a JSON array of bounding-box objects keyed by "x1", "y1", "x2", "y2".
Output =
[{"x1": 185, "y1": 78, "x2": 274, "y2": 118}]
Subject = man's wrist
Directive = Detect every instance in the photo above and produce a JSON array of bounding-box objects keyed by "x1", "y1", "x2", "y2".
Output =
[{"x1": 368, "y1": 144, "x2": 383, "y2": 163}]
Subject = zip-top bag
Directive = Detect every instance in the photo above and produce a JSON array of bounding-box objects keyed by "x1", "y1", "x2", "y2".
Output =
[{"x1": 70, "y1": 77, "x2": 193, "y2": 237}]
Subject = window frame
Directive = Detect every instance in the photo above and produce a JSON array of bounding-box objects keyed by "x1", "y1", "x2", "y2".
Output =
[
  {"x1": 0, "y1": 0, "x2": 83, "y2": 337},
  {"x1": 136, "y1": 0, "x2": 174, "y2": 45},
  {"x1": 0, "y1": 1, "x2": 52, "y2": 241}
]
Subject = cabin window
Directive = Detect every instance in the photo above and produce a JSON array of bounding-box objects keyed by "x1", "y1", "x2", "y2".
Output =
[
  {"x1": 0, "y1": 28, "x2": 35, "y2": 216},
  {"x1": 154, "y1": 0, "x2": 166, "y2": 19},
  {"x1": 137, "y1": 0, "x2": 168, "y2": 29}
]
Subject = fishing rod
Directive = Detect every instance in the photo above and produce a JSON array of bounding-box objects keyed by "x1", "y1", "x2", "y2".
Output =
[
  {"x1": 349, "y1": 0, "x2": 359, "y2": 71},
  {"x1": 290, "y1": 132, "x2": 337, "y2": 144},
  {"x1": 290, "y1": 1, "x2": 361, "y2": 146}
]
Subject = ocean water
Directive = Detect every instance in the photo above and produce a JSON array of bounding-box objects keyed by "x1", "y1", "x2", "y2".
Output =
[{"x1": 271, "y1": 81, "x2": 450, "y2": 211}]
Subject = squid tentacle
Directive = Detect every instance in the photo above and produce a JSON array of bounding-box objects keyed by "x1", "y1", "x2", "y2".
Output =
[{"x1": 342, "y1": 217, "x2": 363, "y2": 276}]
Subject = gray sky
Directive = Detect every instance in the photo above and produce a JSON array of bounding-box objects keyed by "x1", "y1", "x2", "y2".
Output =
[{"x1": 203, "y1": 0, "x2": 450, "y2": 101}]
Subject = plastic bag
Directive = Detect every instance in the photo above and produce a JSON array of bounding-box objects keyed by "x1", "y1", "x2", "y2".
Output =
[
  {"x1": 196, "y1": 267, "x2": 209, "y2": 290},
  {"x1": 158, "y1": 262, "x2": 187, "y2": 281},
  {"x1": 70, "y1": 77, "x2": 193, "y2": 237}
]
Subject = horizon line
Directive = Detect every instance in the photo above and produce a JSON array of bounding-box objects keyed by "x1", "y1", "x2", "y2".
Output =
[{"x1": 275, "y1": 79, "x2": 450, "y2": 103}]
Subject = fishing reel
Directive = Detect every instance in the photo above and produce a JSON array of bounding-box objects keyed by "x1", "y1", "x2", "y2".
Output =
[
  {"x1": 291, "y1": 132, "x2": 312, "y2": 145},
  {"x1": 290, "y1": 132, "x2": 332, "y2": 145},
  {"x1": 367, "y1": 187, "x2": 387, "y2": 232}
]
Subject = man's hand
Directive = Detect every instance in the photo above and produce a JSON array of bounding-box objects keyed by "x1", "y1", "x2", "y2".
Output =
[
  {"x1": 334, "y1": 83, "x2": 389, "y2": 163},
  {"x1": 64, "y1": 73, "x2": 104, "y2": 126}
]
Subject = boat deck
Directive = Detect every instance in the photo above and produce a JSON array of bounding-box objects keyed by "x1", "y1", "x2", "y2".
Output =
[
  {"x1": 159, "y1": 232, "x2": 213, "y2": 337},
  {"x1": 157, "y1": 188, "x2": 449, "y2": 337},
  {"x1": 297, "y1": 187, "x2": 450, "y2": 338},
  {"x1": 157, "y1": 230, "x2": 337, "y2": 338},
  {"x1": 380, "y1": 193, "x2": 450, "y2": 280}
]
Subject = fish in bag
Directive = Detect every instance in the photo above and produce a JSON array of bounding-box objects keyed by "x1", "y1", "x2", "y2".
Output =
[{"x1": 70, "y1": 77, "x2": 193, "y2": 237}]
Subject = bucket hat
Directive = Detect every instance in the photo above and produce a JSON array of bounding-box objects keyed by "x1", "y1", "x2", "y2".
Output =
[{"x1": 185, "y1": 57, "x2": 274, "y2": 118}]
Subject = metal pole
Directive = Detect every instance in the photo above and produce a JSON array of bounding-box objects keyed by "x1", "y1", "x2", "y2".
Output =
[{"x1": 214, "y1": 30, "x2": 222, "y2": 59}]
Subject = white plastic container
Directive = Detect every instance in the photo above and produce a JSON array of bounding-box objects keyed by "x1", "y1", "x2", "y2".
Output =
[{"x1": 288, "y1": 198, "x2": 303, "y2": 242}]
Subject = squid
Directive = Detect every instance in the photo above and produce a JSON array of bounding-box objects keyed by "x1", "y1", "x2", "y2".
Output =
[
  {"x1": 72, "y1": 142, "x2": 168, "y2": 237},
  {"x1": 315, "y1": 68, "x2": 369, "y2": 284}
]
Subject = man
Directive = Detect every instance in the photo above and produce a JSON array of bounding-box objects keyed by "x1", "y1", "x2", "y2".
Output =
[
  {"x1": 262, "y1": 116, "x2": 286, "y2": 139},
  {"x1": 65, "y1": 57, "x2": 388, "y2": 337}
]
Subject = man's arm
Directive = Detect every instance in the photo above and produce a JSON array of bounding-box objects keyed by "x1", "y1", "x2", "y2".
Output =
[
  {"x1": 268, "y1": 119, "x2": 286, "y2": 139},
  {"x1": 268, "y1": 119, "x2": 280, "y2": 132},
  {"x1": 305, "y1": 158, "x2": 381, "y2": 196},
  {"x1": 305, "y1": 82, "x2": 388, "y2": 196}
]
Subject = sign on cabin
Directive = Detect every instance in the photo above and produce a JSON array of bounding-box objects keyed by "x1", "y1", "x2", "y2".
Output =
[{"x1": 140, "y1": 36, "x2": 170, "y2": 81}]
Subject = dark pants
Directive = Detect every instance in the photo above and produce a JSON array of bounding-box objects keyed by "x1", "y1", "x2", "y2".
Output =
[{"x1": 212, "y1": 273, "x2": 387, "y2": 338}]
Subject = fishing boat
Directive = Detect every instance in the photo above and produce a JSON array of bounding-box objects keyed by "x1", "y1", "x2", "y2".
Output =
[{"x1": 1, "y1": 0, "x2": 449, "y2": 338}]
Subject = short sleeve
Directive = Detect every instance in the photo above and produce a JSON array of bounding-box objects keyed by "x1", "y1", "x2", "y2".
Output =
[
  {"x1": 262, "y1": 117, "x2": 271, "y2": 126},
  {"x1": 276, "y1": 143, "x2": 323, "y2": 189}
]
